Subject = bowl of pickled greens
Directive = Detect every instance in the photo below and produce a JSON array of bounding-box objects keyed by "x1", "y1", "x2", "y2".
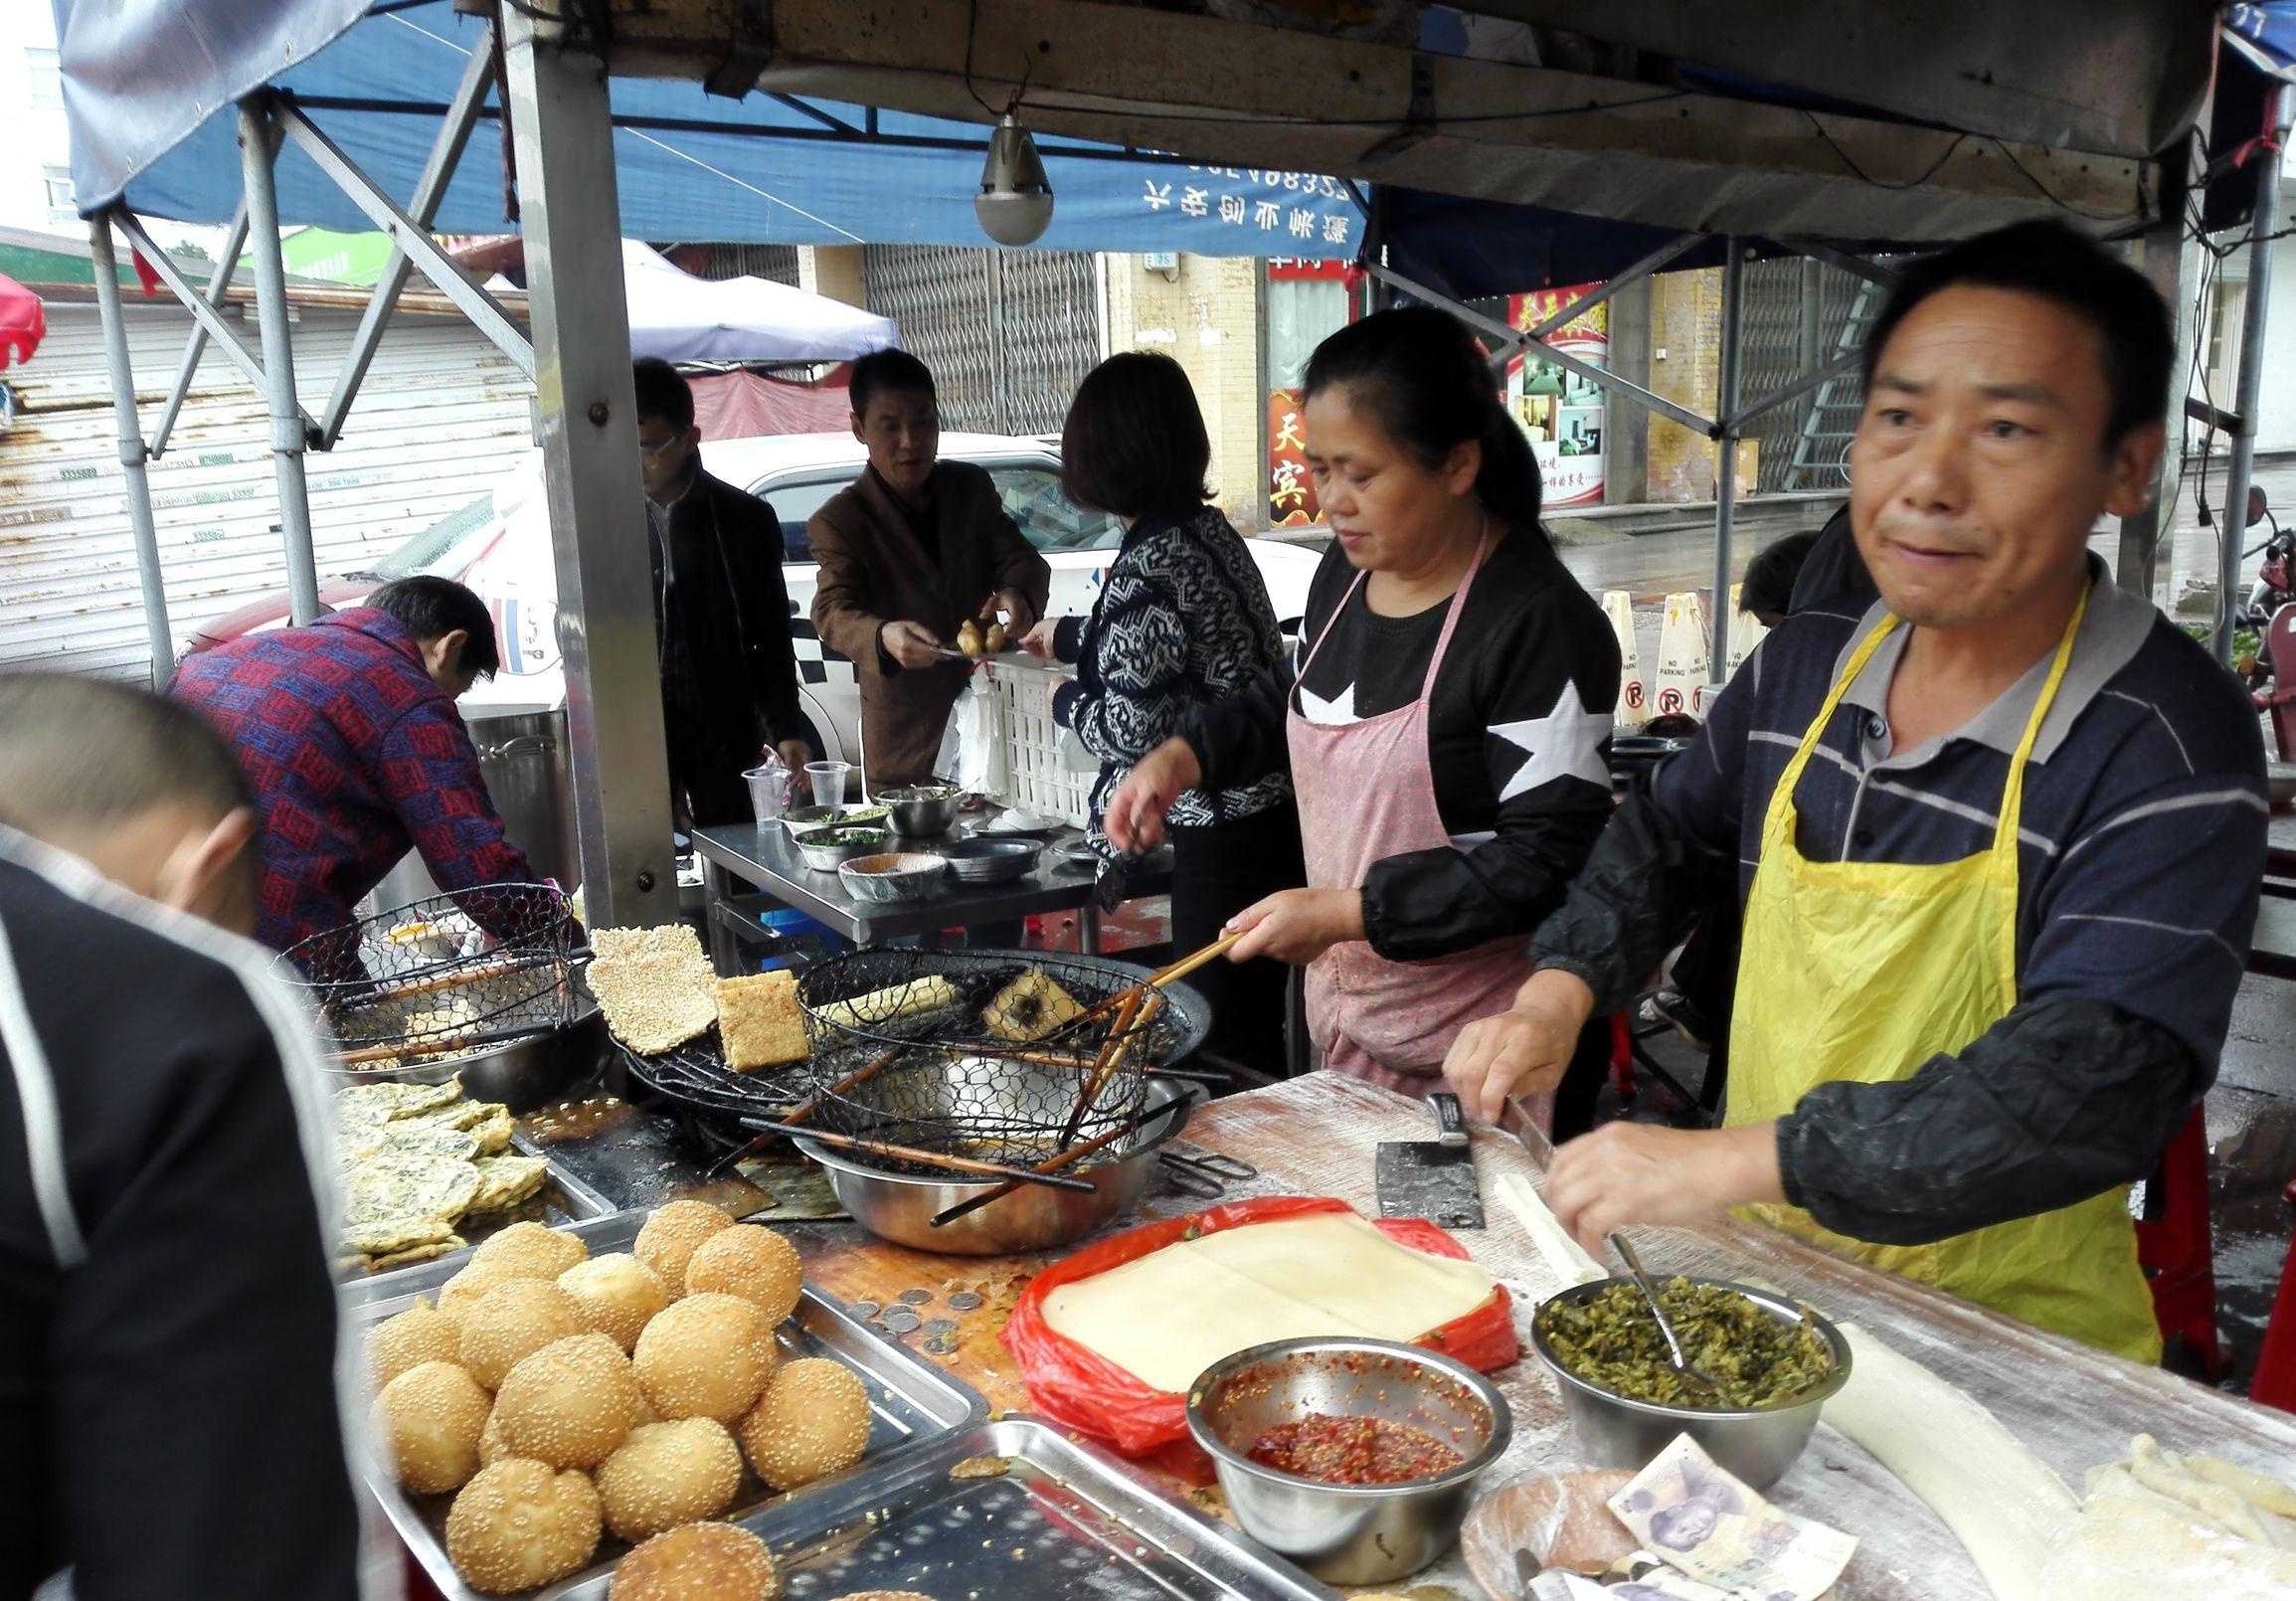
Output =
[{"x1": 1530, "y1": 1276, "x2": 1850, "y2": 1490}]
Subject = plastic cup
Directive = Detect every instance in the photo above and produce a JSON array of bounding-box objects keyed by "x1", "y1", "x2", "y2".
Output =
[
  {"x1": 805, "y1": 760, "x2": 852, "y2": 807},
  {"x1": 743, "y1": 764, "x2": 792, "y2": 825}
]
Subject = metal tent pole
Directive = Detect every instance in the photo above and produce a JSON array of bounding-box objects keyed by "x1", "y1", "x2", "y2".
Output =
[
  {"x1": 499, "y1": 1, "x2": 677, "y2": 930},
  {"x1": 1710, "y1": 239, "x2": 1746, "y2": 686},
  {"x1": 238, "y1": 97, "x2": 321, "y2": 626},
  {"x1": 2218, "y1": 83, "x2": 2290, "y2": 664},
  {"x1": 87, "y1": 216, "x2": 175, "y2": 689}
]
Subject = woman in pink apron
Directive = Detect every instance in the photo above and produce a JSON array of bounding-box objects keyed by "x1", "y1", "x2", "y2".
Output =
[{"x1": 1106, "y1": 308, "x2": 1620, "y2": 1125}]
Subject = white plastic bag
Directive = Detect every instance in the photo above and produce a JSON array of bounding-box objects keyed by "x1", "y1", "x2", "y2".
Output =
[{"x1": 947, "y1": 677, "x2": 1007, "y2": 798}]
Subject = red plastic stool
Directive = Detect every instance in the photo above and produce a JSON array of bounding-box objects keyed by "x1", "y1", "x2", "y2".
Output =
[
  {"x1": 1608, "y1": 1013, "x2": 1637, "y2": 1101},
  {"x1": 2134, "y1": 1108, "x2": 2221, "y2": 1376},
  {"x1": 2251, "y1": 1177, "x2": 2296, "y2": 1413}
]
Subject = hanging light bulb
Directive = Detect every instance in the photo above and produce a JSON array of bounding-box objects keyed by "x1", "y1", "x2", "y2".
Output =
[{"x1": 976, "y1": 109, "x2": 1054, "y2": 247}]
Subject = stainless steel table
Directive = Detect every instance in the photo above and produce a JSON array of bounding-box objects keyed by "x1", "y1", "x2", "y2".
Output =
[{"x1": 689, "y1": 821, "x2": 1172, "y2": 967}]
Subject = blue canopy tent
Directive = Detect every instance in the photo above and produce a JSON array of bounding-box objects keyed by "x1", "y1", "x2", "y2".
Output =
[{"x1": 59, "y1": 2, "x2": 1364, "y2": 255}]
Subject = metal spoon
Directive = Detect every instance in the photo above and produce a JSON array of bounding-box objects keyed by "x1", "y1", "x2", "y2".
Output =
[{"x1": 1609, "y1": 1232, "x2": 1724, "y2": 1396}]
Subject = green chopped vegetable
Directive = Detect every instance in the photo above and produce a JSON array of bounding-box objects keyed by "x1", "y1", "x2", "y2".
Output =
[{"x1": 1540, "y1": 1278, "x2": 1834, "y2": 1410}]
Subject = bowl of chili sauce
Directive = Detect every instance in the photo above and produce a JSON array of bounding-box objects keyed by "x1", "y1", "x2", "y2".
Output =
[{"x1": 1185, "y1": 1337, "x2": 1511, "y2": 1585}]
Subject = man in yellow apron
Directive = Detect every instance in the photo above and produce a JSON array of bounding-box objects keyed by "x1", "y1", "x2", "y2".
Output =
[{"x1": 1445, "y1": 220, "x2": 2269, "y2": 1362}]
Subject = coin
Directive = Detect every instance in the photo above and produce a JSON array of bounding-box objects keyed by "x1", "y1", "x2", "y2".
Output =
[
  {"x1": 898, "y1": 1288, "x2": 934, "y2": 1306},
  {"x1": 849, "y1": 1301, "x2": 880, "y2": 1320},
  {"x1": 947, "y1": 1291, "x2": 984, "y2": 1312},
  {"x1": 882, "y1": 1307, "x2": 923, "y2": 1334},
  {"x1": 924, "y1": 1318, "x2": 957, "y2": 1336}
]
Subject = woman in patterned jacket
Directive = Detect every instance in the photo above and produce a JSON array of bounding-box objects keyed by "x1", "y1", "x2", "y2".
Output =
[{"x1": 1022, "y1": 352, "x2": 1303, "y2": 1070}]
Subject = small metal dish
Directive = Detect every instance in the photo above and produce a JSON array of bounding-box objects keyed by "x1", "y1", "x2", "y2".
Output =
[
  {"x1": 1187, "y1": 1337, "x2": 1511, "y2": 1585},
  {"x1": 938, "y1": 837, "x2": 1041, "y2": 884},
  {"x1": 1529, "y1": 1276, "x2": 1852, "y2": 1490},
  {"x1": 2268, "y1": 761, "x2": 2296, "y2": 809},
  {"x1": 838, "y1": 851, "x2": 950, "y2": 904},
  {"x1": 779, "y1": 803, "x2": 844, "y2": 838},
  {"x1": 878, "y1": 782, "x2": 966, "y2": 838},
  {"x1": 792, "y1": 825, "x2": 891, "y2": 873}
]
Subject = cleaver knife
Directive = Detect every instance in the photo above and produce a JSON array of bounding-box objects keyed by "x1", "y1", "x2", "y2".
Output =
[
  {"x1": 1374, "y1": 1090, "x2": 1485, "y2": 1230},
  {"x1": 1498, "y1": 1094, "x2": 1556, "y2": 1171}
]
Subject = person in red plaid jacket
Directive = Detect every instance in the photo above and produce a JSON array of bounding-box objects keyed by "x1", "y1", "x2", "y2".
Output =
[{"x1": 171, "y1": 576, "x2": 537, "y2": 964}]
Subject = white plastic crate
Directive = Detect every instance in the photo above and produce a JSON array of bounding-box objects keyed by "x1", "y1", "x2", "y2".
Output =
[{"x1": 976, "y1": 657, "x2": 1096, "y2": 829}]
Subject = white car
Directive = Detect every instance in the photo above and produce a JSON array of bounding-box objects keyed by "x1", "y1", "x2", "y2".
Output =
[{"x1": 191, "y1": 431, "x2": 1323, "y2": 766}]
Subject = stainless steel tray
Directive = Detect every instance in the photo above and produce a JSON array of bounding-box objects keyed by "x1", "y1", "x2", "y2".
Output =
[
  {"x1": 345, "y1": 1208, "x2": 987, "y2": 1601},
  {"x1": 750, "y1": 1417, "x2": 1340, "y2": 1601},
  {"x1": 510, "y1": 1416, "x2": 1337, "y2": 1600},
  {"x1": 337, "y1": 1135, "x2": 617, "y2": 1283}
]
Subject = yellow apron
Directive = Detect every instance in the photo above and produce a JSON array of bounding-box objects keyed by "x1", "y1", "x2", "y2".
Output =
[{"x1": 1726, "y1": 592, "x2": 2161, "y2": 1361}]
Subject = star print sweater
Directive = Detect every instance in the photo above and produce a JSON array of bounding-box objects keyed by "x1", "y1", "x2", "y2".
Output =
[{"x1": 1181, "y1": 529, "x2": 1620, "y2": 962}]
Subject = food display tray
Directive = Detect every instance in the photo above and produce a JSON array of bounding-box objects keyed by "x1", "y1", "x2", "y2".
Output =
[
  {"x1": 516, "y1": 1416, "x2": 1337, "y2": 1601},
  {"x1": 343, "y1": 1208, "x2": 987, "y2": 1601},
  {"x1": 338, "y1": 1136, "x2": 618, "y2": 1283}
]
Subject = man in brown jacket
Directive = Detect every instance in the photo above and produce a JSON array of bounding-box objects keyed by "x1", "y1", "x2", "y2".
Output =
[{"x1": 808, "y1": 350, "x2": 1052, "y2": 786}]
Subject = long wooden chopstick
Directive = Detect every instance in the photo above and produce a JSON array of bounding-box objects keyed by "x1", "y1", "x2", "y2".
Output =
[
  {"x1": 929, "y1": 1099, "x2": 1169, "y2": 1227},
  {"x1": 780, "y1": 1046, "x2": 903, "y2": 1129},
  {"x1": 741, "y1": 1118, "x2": 1097, "y2": 1192}
]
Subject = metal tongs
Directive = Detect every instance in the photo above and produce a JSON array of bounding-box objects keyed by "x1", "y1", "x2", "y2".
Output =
[{"x1": 1609, "y1": 1231, "x2": 1724, "y2": 1396}]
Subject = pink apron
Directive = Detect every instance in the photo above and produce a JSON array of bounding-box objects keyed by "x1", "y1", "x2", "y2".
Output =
[{"x1": 1286, "y1": 531, "x2": 1539, "y2": 1103}]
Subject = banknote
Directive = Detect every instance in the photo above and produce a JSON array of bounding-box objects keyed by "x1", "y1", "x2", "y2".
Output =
[
  {"x1": 1608, "y1": 1434, "x2": 1856, "y2": 1601},
  {"x1": 1531, "y1": 1564, "x2": 1734, "y2": 1600}
]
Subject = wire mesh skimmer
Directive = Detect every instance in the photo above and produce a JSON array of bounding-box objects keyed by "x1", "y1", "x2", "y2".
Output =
[
  {"x1": 281, "y1": 883, "x2": 579, "y2": 1063},
  {"x1": 788, "y1": 948, "x2": 1211, "y2": 1176}
]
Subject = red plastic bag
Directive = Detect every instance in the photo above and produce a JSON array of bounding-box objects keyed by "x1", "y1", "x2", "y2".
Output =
[{"x1": 1001, "y1": 1194, "x2": 1517, "y2": 1463}]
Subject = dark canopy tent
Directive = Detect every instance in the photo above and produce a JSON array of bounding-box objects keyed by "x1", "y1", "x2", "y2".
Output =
[{"x1": 50, "y1": 0, "x2": 2227, "y2": 922}]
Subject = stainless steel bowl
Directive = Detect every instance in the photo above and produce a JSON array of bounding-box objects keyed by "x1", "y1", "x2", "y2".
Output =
[
  {"x1": 2269, "y1": 761, "x2": 2296, "y2": 809},
  {"x1": 938, "y1": 837, "x2": 1041, "y2": 884},
  {"x1": 1530, "y1": 1276, "x2": 1852, "y2": 1491},
  {"x1": 1187, "y1": 1337, "x2": 1511, "y2": 1585},
  {"x1": 838, "y1": 851, "x2": 950, "y2": 903},
  {"x1": 334, "y1": 1001, "x2": 607, "y2": 1114},
  {"x1": 792, "y1": 824, "x2": 891, "y2": 873},
  {"x1": 791, "y1": 1087, "x2": 1196, "y2": 1254},
  {"x1": 878, "y1": 782, "x2": 965, "y2": 838}
]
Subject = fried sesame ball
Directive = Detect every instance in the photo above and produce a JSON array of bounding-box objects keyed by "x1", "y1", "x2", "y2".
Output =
[
  {"x1": 437, "y1": 1265, "x2": 512, "y2": 1332},
  {"x1": 559, "y1": 1252, "x2": 672, "y2": 1352},
  {"x1": 371, "y1": 1360, "x2": 492, "y2": 1495},
  {"x1": 612, "y1": 1521, "x2": 780, "y2": 1601},
  {"x1": 445, "y1": 1458, "x2": 603, "y2": 1596},
  {"x1": 368, "y1": 1300, "x2": 460, "y2": 1389},
  {"x1": 633, "y1": 1199, "x2": 737, "y2": 1296},
  {"x1": 597, "y1": 1418, "x2": 744, "y2": 1542},
  {"x1": 458, "y1": 1279, "x2": 589, "y2": 1390},
  {"x1": 633, "y1": 1294, "x2": 777, "y2": 1423},
  {"x1": 683, "y1": 1225, "x2": 803, "y2": 1326},
  {"x1": 493, "y1": 1333, "x2": 644, "y2": 1470},
  {"x1": 471, "y1": 1220, "x2": 590, "y2": 1282},
  {"x1": 736, "y1": 1357, "x2": 869, "y2": 1491},
  {"x1": 478, "y1": 1404, "x2": 514, "y2": 1466}
]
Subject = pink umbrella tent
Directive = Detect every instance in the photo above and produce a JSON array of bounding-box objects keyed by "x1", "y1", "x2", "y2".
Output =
[{"x1": 0, "y1": 274, "x2": 44, "y2": 368}]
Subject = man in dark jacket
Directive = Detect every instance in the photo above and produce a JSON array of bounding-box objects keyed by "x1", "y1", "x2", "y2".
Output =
[
  {"x1": 171, "y1": 576, "x2": 538, "y2": 961},
  {"x1": 0, "y1": 674, "x2": 368, "y2": 1601},
  {"x1": 634, "y1": 358, "x2": 814, "y2": 823},
  {"x1": 1445, "y1": 222, "x2": 2264, "y2": 1360}
]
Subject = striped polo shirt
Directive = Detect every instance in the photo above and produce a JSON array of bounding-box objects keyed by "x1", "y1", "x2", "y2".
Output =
[{"x1": 1655, "y1": 557, "x2": 2267, "y2": 1068}]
